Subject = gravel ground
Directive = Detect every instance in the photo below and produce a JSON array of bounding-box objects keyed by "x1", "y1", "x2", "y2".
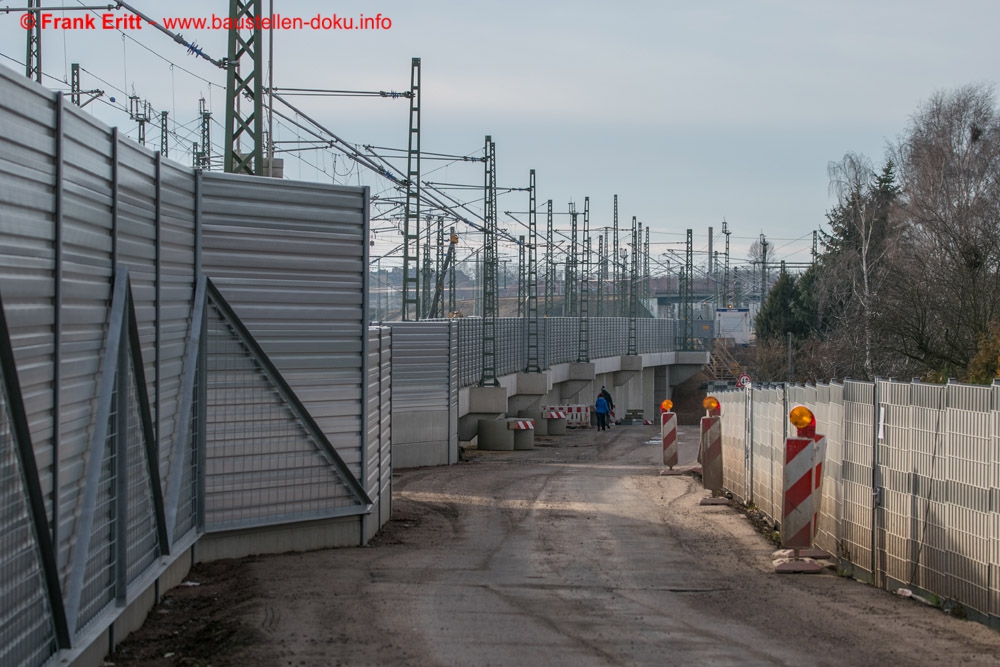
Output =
[{"x1": 111, "y1": 423, "x2": 1000, "y2": 666}]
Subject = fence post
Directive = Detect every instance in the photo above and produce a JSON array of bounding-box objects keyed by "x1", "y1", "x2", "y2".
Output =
[
  {"x1": 745, "y1": 384, "x2": 753, "y2": 504},
  {"x1": 871, "y1": 379, "x2": 882, "y2": 588}
]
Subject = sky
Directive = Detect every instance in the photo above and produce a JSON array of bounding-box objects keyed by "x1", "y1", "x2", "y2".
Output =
[{"x1": 1, "y1": 0, "x2": 998, "y2": 275}]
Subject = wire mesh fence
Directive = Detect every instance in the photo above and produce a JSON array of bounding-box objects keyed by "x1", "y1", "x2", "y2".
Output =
[
  {"x1": 717, "y1": 379, "x2": 1000, "y2": 625},
  {"x1": 203, "y1": 299, "x2": 367, "y2": 532},
  {"x1": 0, "y1": 377, "x2": 58, "y2": 667},
  {"x1": 454, "y1": 317, "x2": 678, "y2": 387}
]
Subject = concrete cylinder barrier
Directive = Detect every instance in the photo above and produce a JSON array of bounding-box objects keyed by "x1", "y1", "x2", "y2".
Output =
[{"x1": 478, "y1": 419, "x2": 514, "y2": 451}]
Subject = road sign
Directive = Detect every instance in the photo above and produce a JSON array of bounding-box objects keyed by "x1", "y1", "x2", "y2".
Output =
[{"x1": 737, "y1": 373, "x2": 752, "y2": 388}]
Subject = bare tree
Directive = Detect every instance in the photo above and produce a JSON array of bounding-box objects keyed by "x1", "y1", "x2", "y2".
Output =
[
  {"x1": 885, "y1": 84, "x2": 1000, "y2": 375},
  {"x1": 825, "y1": 152, "x2": 900, "y2": 379}
]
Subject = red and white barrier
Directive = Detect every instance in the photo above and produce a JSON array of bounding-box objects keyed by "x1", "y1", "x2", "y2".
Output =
[
  {"x1": 700, "y1": 415, "x2": 723, "y2": 491},
  {"x1": 781, "y1": 436, "x2": 817, "y2": 549},
  {"x1": 507, "y1": 420, "x2": 534, "y2": 430},
  {"x1": 661, "y1": 411, "x2": 678, "y2": 468},
  {"x1": 810, "y1": 434, "x2": 827, "y2": 535},
  {"x1": 541, "y1": 404, "x2": 591, "y2": 428}
]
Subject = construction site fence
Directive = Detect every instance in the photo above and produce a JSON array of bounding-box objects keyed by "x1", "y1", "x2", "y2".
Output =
[
  {"x1": 0, "y1": 65, "x2": 385, "y2": 667},
  {"x1": 455, "y1": 317, "x2": 678, "y2": 387},
  {"x1": 716, "y1": 379, "x2": 1000, "y2": 627}
]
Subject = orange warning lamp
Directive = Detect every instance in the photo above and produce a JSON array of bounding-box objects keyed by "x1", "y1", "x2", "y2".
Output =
[
  {"x1": 660, "y1": 399, "x2": 673, "y2": 413},
  {"x1": 789, "y1": 405, "x2": 816, "y2": 438},
  {"x1": 702, "y1": 395, "x2": 720, "y2": 416}
]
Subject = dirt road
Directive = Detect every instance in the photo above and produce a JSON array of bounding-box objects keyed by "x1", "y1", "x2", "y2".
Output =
[{"x1": 115, "y1": 423, "x2": 1000, "y2": 666}]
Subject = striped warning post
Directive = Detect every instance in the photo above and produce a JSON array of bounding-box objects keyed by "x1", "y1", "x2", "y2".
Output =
[
  {"x1": 700, "y1": 415, "x2": 723, "y2": 491},
  {"x1": 661, "y1": 411, "x2": 678, "y2": 468},
  {"x1": 811, "y1": 434, "x2": 828, "y2": 532},
  {"x1": 507, "y1": 419, "x2": 534, "y2": 430},
  {"x1": 781, "y1": 436, "x2": 816, "y2": 549}
]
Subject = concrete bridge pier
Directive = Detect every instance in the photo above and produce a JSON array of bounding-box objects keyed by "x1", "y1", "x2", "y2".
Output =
[
  {"x1": 459, "y1": 386, "x2": 507, "y2": 442},
  {"x1": 509, "y1": 372, "x2": 549, "y2": 435}
]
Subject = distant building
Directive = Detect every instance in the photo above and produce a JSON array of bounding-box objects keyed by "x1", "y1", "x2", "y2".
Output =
[{"x1": 716, "y1": 308, "x2": 751, "y2": 345}]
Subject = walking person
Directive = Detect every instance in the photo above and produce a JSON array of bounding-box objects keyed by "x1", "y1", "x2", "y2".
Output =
[
  {"x1": 595, "y1": 392, "x2": 610, "y2": 431},
  {"x1": 600, "y1": 385, "x2": 615, "y2": 426}
]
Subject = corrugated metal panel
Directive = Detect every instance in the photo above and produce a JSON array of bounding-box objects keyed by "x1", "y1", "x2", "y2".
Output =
[
  {"x1": 364, "y1": 326, "x2": 393, "y2": 539},
  {"x1": 379, "y1": 328, "x2": 392, "y2": 526},
  {"x1": 0, "y1": 66, "x2": 201, "y2": 662},
  {"x1": 0, "y1": 374, "x2": 59, "y2": 667},
  {"x1": 389, "y1": 322, "x2": 451, "y2": 412},
  {"x1": 58, "y1": 105, "x2": 115, "y2": 582},
  {"x1": 0, "y1": 67, "x2": 58, "y2": 527},
  {"x1": 204, "y1": 298, "x2": 365, "y2": 531},
  {"x1": 154, "y1": 160, "x2": 197, "y2": 508},
  {"x1": 200, "y1": 173, "x2": 369, "y2": 479}
]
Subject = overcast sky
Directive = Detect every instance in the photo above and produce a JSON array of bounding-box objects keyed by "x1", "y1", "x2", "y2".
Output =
[{"x1": 1, "y1": 0, "x2": 997, "y2": 270}]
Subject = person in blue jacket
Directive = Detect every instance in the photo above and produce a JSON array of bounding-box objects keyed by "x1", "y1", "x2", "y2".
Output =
[{"x1": 595, "y1": 393, "x2": 610, "y2": 431}]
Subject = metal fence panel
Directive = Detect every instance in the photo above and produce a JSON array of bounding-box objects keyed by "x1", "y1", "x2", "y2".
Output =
[
  {"x1": 842, "y1": 380, "x2": 875, "y2": 580},
  {"x1": 454, "y1": 316, "x2": 678, "y2": 387},
  {"x1": 945, "y1": 382, "x2": 992, "y2": 616},
  {"x1": 876, "y1": 380, "x2": 914, "y2": 587},
  {"x1": 200, "y1": 173, "x2": 369, "y2": 478},
  {"x1": 908, "y1": 383, "x2": 949, "y2": 600},
  {"x1": 992, "y1": 384, "x2": 1000, "y2": 621},
  {"x1": 718, "y1": 389, "x2": 746, "y2": 503},
  {"x1": 815, "y1": 383, "x2": 844, "y2": 556},
  {"x1": 365, "y1": 327, "x2": 392, "y2": 541},
  {"x1": 204, "y1": 297, "x2": 367, "y2": 531},
  {"x1": 0, "y1": 372, "x2": 59, "y2": 667},
  {"x1": 388, "y1": 322, "x2": 451, "y2": 412}
]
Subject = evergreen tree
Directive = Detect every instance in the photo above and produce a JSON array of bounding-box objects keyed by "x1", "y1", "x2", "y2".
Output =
[{"x1": 755, "y1": 270, "x2": 808, "y2": 341}]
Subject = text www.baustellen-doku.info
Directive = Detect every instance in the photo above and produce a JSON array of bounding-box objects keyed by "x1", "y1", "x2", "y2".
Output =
[{"x1": 19, "y1": 12, "x2": 392, "y2": 31}]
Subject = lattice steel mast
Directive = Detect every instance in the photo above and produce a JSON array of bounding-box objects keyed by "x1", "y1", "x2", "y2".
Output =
[
  {"x1": 224, "y1": 0, "x2": 264, "y2": 175},
  {"x1": 722, "y1": 220, "x2": 731, "y2": 307},
  {"x1": 627, "y1": 216, "x2": 638, "y2": 355},
  {"x1": 401, "y1": 57, "x2": 422, "y2": 320},
  {"x1": 613, "y1": 195, "x2": 620, "y2": 316},
  {"x1": 160, "y1": 111, "x2": 169, "y2": 156},
  {"x1": 517, "y1": 236, "x2": 526, "y2": 317},
  {"x1": 544, "y1": 200, "x2": 554, "y2": 317},
  {"x1": 526, "y1": 170, "x2": 541, "y2": 372},
  {"x1": 637, "y1": 221, "x2": 643, "y2": 312},
  {"x1": 480, "y1": 136, "x2": 499, "y2": 386},
  {"x1": 25, "y1": 0, "x2": 41, "y2": 82},
  {"x1": 644, "y1": 225, "x2": 650, "y2": 312},
  {"x1": 596, "y1": 234, "x2": 605, "y2": 318},
  {"x1": 578, "y1": 197, "x2": 590, "y2": 362},
  {"x1": 566, "y1": 203, "x2": 578, "y2": 316},
  {"x1": 678, "y1": 229, "x2": 694, "y2": 350}
]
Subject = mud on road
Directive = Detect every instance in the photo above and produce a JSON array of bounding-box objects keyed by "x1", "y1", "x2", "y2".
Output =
[{"x1": 112, "y1": 424, "x2": 1000, "y2": 667}]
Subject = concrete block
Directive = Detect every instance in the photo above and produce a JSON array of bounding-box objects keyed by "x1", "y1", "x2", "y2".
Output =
[
  {"x1": 478, "y1": 419, "x2": 514, "y2": 450},
  {"x1": 508, "y1": 393, "x2": 543, "y2": 414},
  {"x1": 567, "y1": 362, "x2": 596, "y2": 380},
  {"x1": 619, "y1": 355, "x2": 643, "y2": 371},
  {"x1": 548, "y1": 418, "x2": 567, "y2": 435},
  {"x1": 459, "y1": 412, "x2": 503, "y2": 440},
  {"x1": 469, "y1": 386, "x2": 508, "y2": 413},
  {"x1": 196, "y1": 515, "x2": 362, "y2": 561},
  {"x1": 614, "y1": 355, "x2": 642, "y2": 386},
  {"x1": 513, "y1": 429, "x2": 534, "y2": 450},
  {"x1": 516, "y1": 372, "x2": 548, "y2": 395},
  {"x1": 526, "y1": 409, "x2": 547, "y2": 435}
]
